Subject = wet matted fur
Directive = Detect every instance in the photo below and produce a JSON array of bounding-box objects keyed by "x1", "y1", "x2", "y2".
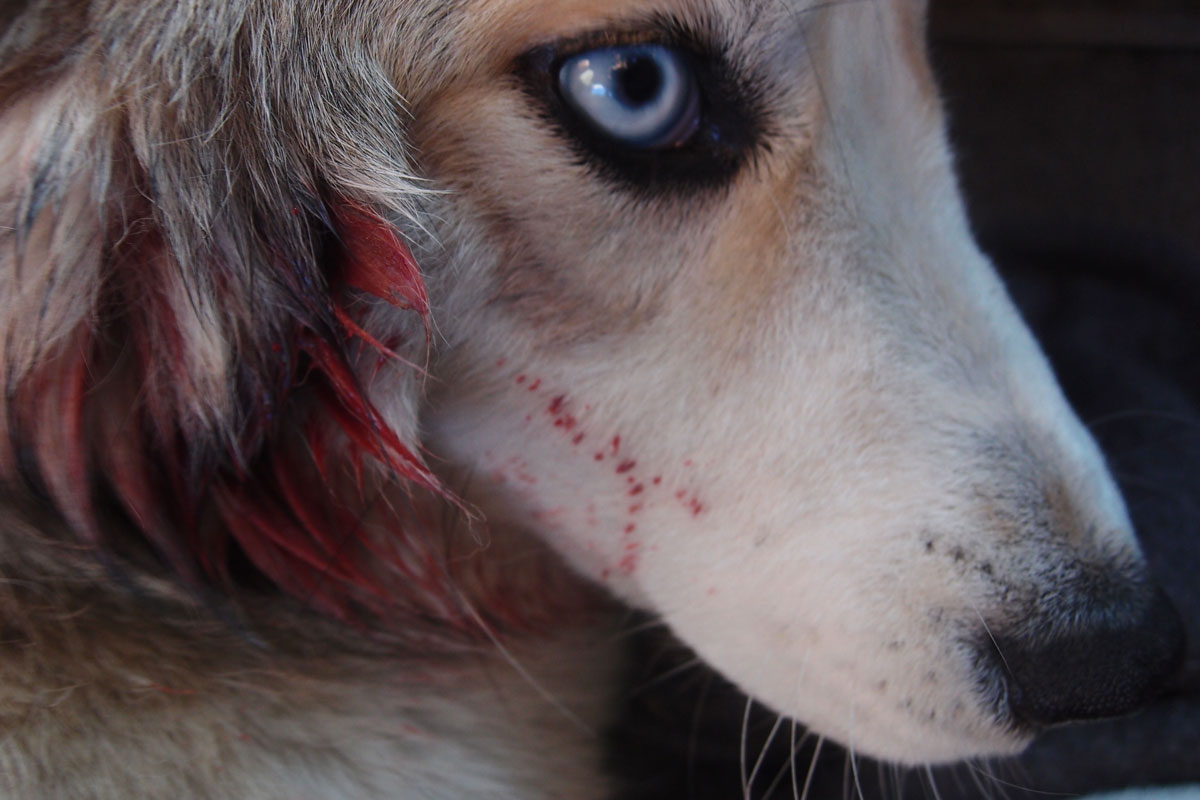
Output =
[{"x1": 0, "y1": 1, "x2": 1184, "y2": 797}]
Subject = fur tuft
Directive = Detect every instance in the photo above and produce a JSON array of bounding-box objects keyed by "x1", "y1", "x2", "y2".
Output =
[{"x1": 0, "y1": 4, "x2": 463, "y2": 625}]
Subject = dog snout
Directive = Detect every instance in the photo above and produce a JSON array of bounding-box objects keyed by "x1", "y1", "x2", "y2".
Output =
[{"x1": 986, "y1": 585, "x2": 1185, "y2": 728}]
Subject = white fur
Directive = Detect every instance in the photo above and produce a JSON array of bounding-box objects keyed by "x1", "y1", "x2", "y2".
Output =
[{"x1": 417, "y1": 0, "x2": 1142, "y2": 764}]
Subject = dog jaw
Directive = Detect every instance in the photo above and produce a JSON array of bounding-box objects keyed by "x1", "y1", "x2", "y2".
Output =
[{"x1": 413, "y1": 0, "x2": 1165, "y2": 765}]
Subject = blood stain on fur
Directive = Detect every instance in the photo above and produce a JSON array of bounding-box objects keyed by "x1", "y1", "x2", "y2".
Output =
[
  {"x1": 629, "y1": 484, "x2": 644, "y2": 496},
  {"x1": 572, "y1": 433, "x2": 585, "y2": 445},
  {"x1": 618, "y1": 542, "x2": 641, "y2": 574},
  {"x1": 527, "y1": 378, "x2": 541, "y2": 391},
  {"x1": 615, "y1": 459, "x2": 636, "y2": 474},
  {"x1": 611, "y1": 435, "x2": 620, "y2": 455},
  {"x1": 516, "y1": 374, "x2": 526, "y2": 384}
]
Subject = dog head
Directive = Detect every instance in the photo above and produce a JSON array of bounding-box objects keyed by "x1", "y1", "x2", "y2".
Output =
[{"x1": 1, "y1": 0, "x2": 1183, "y2": 765}]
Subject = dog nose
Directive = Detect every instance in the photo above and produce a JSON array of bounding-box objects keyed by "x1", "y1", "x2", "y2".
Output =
[{"x1": 992, "y1": 586, "x2": 1185, "y2": 727}]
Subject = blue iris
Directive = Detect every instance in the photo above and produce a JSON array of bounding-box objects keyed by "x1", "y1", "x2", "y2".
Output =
[{"x1": 558, "y1": 44, "x2": 700, "y2": 149}]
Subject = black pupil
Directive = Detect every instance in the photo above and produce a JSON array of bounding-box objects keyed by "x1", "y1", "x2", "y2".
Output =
[{"x1": 615, "y1": 55, "x2": 663, "y2": 108}]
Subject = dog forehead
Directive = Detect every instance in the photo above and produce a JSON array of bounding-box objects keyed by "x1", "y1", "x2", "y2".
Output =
[{"x1": 394, "y1": 0, "x2": 922, "y2": 95}]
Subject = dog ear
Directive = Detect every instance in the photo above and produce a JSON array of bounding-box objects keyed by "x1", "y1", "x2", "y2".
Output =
[{"x1": 0, "y1": 13, "x2": 457, "y2": 624}]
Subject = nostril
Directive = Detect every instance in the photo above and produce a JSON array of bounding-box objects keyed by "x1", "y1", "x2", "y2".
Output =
[{"x1": 991, "y1": 586, "x2": 1185, "y2": 728}]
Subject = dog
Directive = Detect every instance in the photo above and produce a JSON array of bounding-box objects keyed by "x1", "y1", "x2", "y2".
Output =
[{"x1": 0, "y1": 0, "x2": 1185, "y2": 797}]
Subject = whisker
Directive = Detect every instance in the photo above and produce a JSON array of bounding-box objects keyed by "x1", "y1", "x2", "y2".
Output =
[
  {"x1": 687, "y1": 671, "x2": 716, "y2": 800},
  {"x1": 791, "y1": 721, "x2": 801, "y2": 800},
  {"x1": 607, "y1": 614, "x2": 671, "y2": 643},
  {"x1": 457, "y1": 598, "x2": 594, "y2": 736},
  {"x1": 741, "y1": 696, "x2": 755, "y2": 799},
  {"x1": 964, "y1": 761, "x2": 1001, "y2": 800},
  {"x1": 847, "y1": 701, "x2": 866, "y2": 800},
  {"x1": 800, "y1": 735, "x2": 825, "y2": 800},
  {"x1": 626, "y1": 656, "x2": 703, "y2": 697},
  {"x1": 890, "y1": 761, "x2": 906, "y2": 800},
  {"x1": 925, "y1": 765, "x2": 946, "y2": 800},
  {"x1": 849, "y1": 743, "x2": 866, "y2": 800},
  {"x1": 747, "y1": 712, "x2": 787, "y2": 796},
  {"x1": 760, "y1": 719, "x2": 812, "y2": 799},
  {"x1": 965, "y1": 760, "x2": 1073, "y2": 798}
]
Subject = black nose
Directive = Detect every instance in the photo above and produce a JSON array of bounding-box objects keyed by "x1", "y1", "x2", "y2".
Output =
[{"x1": 991, "y1": 586, "x2": 1185, "y2": 727}]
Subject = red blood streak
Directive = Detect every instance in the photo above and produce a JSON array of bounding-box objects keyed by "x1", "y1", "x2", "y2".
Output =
[
  {"x1": 335, "y1": 200, "x2": 429, "y2": 315},
  {"x1": 624, "y1": 523, "x2": 636, "y2": 534},
  {"x1": 615, "y1": 459, "x2": 636, "y2": 474},
  {"x1": 548, "y1": 395, "x2": 566, "y2": 414},
  {"x1": 611, "y1": 436, "x2": 620, "y2": 454},
  {"x1": 572, "y1": 433, "x2": 585, "y2": 444},
  {"x1": 561, "y1": 415, "x2": 578, "y2": 430},
  {"x1": 689, "y1": 498, "x2": 705, "y2": 516},
  {"x1": 516, "y1": 374, "x2": 526, "y2": 384},
  {"x1": 528, "y1": 379, "x2": 542, "y2": 391},
  {"x1": 630, "y1": 484, "x2": 644, "y2": 496}
]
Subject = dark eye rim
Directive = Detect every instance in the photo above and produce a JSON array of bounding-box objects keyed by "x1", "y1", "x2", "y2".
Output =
[{"x1": 515, "y1": 22, "x2": 768, "y2": 197}]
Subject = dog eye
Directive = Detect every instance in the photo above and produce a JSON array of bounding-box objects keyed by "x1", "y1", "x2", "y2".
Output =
[
  {"x1": 518, "y1": 29, "x2": 764, "y2": 194},
  {"x1": 557, "y1": 45, "x2": 700, "y2": 149}
]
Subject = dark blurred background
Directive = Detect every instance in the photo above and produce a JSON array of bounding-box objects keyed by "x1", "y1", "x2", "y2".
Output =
[
  {"x1": 612, "y1": 1, "x2": 1200, "y2": 797},
  {"x1": 932, "y1": 0, "x2": 1200, "y2": 253}
]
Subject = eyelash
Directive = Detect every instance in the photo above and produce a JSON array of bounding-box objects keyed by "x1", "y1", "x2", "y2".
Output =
[{"x1": 515, "y1": 24, "x2": 768, "y2": 198}]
